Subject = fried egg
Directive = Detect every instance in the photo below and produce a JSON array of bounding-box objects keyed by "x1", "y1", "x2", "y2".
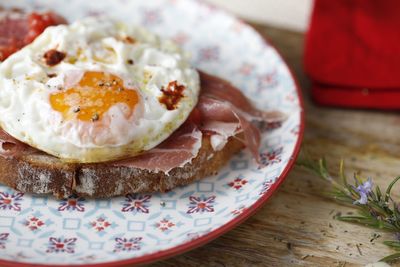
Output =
[{"x1": 0, "y1": 17, "x2": 200, "y2": 163}]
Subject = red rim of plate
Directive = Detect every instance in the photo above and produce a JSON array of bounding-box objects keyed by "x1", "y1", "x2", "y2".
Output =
[{"x1": 0, "y1": 1, "x2": 305, "y2": 266}]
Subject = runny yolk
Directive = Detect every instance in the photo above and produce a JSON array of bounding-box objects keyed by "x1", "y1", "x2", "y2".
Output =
[{"x1": 50, "y1": 71, "x2": 139, "y2": 122}]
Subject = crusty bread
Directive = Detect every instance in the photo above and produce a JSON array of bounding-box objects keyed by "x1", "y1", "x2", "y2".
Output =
[{"x1": 0, "y1": 135, "x2": 244, "y2": 198}]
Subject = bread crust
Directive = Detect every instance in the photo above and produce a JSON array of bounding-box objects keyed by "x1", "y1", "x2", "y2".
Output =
[{"x1": 0, "y1": 136, "x2": 244, "y2": 198}]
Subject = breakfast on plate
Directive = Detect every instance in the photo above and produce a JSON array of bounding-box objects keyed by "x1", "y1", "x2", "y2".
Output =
[{"x1": 0, "y1": 8, "x2": 285, "y2": 198}]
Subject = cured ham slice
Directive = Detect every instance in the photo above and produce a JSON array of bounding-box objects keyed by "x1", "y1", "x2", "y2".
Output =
[
  {"x1": 0, "y1": 129, "x2": 34, "y2": 158},
  {"x1": 195, "y1": 72, "x2": 285, "y2": 162},
  {"x1": 199, "y1": 71, "x2": 286, "y2": 122},
  {"x1": 114, "y1": 123, "x2": 202, "y2": 173},
  {"x1": 201, "y1": 121, "x2": 239, "y2": 151},
  {"x1": 196, "y1": 96, "x2": 262, "y2": 161}
]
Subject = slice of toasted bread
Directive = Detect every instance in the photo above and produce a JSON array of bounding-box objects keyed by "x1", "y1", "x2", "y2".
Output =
[{"x1": 0, "y1": 135, "x2": 244, "y2": 198}]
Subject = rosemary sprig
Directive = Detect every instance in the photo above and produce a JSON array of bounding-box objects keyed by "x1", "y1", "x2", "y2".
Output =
[{"x1": 297, "y1": 155, "x2": 400, "y2": 263}]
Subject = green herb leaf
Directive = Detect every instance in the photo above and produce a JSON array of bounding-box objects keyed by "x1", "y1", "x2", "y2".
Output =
[{"x1": 380, "y1": 252, "x2": 400, "y2": 263}]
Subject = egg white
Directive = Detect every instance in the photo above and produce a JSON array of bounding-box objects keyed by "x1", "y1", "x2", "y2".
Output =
[{"x1": 0, "y1": 17, "x2": 200, "y2": 163}]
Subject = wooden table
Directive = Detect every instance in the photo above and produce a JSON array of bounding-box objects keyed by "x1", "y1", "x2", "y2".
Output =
[{"x1": 151, "y1": 24, "x2": 400, "y2": 267}]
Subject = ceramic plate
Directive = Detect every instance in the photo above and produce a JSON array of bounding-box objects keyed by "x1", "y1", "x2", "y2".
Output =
[{"x1": 0, "y1": 0, "x2": 304, "y2": 266}]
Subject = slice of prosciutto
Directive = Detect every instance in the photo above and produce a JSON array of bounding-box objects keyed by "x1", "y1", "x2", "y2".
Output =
[
  {"x1": 196, "y1": 71, "x2": 286, "y2": 162},
  {"x1": 199, "y1": 71, "x2": 286, "y2": 122},
  {"x1": 0, "y1": 129, "x2": 35, "y2": 158},
  {"x1": 114, "y1": 123, "x2": 202, "y2": 173}
]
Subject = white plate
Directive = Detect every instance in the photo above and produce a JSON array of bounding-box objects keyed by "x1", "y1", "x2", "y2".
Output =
[{"x1": 0, "y1": 0, "x2": 304, "y2": 266}]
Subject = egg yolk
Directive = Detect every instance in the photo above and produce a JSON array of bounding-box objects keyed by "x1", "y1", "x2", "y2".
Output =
[{"x1": 50, "y1": 71, "x2": 139, "y2": 121}]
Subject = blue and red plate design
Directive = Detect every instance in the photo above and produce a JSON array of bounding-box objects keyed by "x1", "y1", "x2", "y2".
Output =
[{"x1": 0, "y1": 0, "x2": 304, "y2": 266}]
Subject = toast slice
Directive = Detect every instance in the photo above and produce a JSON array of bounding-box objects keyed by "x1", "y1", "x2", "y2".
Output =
[{"x1": 0, "y1": 134, "x2": 244, "y2": 198}]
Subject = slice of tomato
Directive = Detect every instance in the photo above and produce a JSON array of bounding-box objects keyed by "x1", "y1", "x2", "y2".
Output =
[{"x1": 0, "y1": 9, "x2": 66, "y2": 61}]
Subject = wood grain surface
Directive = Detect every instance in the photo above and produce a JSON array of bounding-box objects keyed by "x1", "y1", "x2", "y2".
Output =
[{"x1": 149, "y1": 24, "x2": 400, "y2": 267}]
